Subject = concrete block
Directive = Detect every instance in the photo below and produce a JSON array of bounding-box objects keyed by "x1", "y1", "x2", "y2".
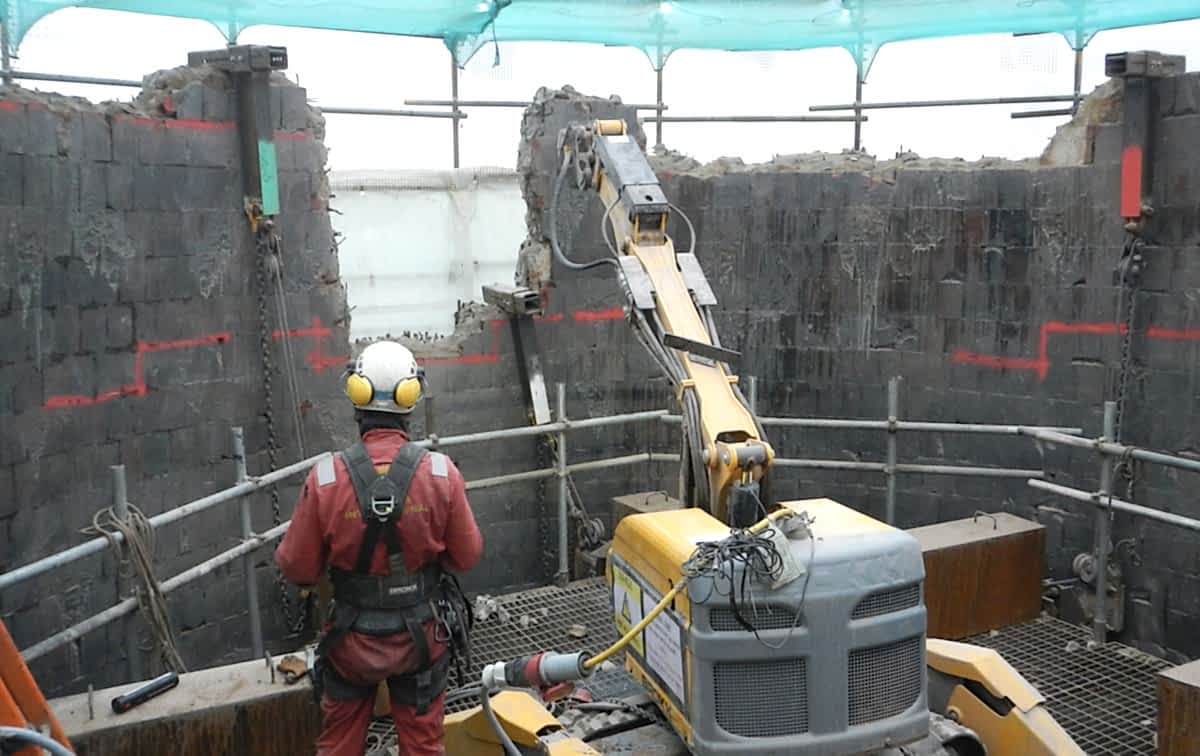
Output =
[
  {"x1": 23, "y1": 156, "x2": 80, "y2": 209},
  {"x1": 173, "y1": 81, "x2": 206, "y2": 121},
  {"x1": 107, "y1": 304, "x2": 134, "y2": 349},
  {"x1": 103, "y1": 163, "x2": 135, "y2": 211},
  {"x1": 109, "y1": 116, "x2": 142, "y2": 164},
  {"x1": 1171, "y1": 73, "x2": 1200, "y2": 117},
  {"x1": 40, "y1": 305, "x2": 81, "y2": 359},
  {"x1": 143, "y1": 341, "x2": 226, "y2": 390},
  {"x1": 0, "y1": 153, "x2": 21, "y2": 205},
  {"x1": 277, "y1": 85, "x2": 309, "y2": 132},
  {"x1": 131, "y1": 431, "x2": 173, "y2": 478},
  {"x1": 42, "y1": 353, "x2": 97, "y2": 399},
  {"x1": 0, "y1": 101, "x2": 28, "y2": 154},
  {"x1": 78, "y1": 161, "x2": 108, "y2": 212},
  {"x1": 1166, "y1": 609, "x2": 1200, "y2": 660},
  {"x1": 202, "y1": 86, "x2": 236, "y2": 122},
  {"x1": 80, "y1": 113, "x2": 112, "y2": 162},
  {"x1": 24, "y1": 107, "x2": 63, "y2": 157},
  {"x1": 186, "y1": 128, "x2": 238, "y2": 169}
]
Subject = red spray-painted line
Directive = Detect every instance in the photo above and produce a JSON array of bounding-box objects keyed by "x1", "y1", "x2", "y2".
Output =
[
  {"x1": 273, "y1": 318, "x2": 346, "y2": 373},
  {"x1": 952, "y1": 319, "x2": 1200, "y2": 380},
  {"x1": 44, "y1": 332, "x2": 231, "y2": 409},
  {"x1": 111, "y1": 113, "x2": 308, "y2": 142},
  {"x1": 0, "y1": 101, "x2": 22, "y2": 112},
  {"x1": 573, "y1": 307, "x2": 625, "y2": 322},
  {"x1": 418, "y1": 320, "x2": 503, "y2": 366},
  {"x1": 1147, "y1": 326, "x2": 1200, "y2": 340}
]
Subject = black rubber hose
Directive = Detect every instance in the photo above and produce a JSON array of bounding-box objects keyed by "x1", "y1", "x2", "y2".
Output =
[
  {"x1": 548, "y1": 154, "x2": 620, "y2": 273},
  {"x1": 480, "y1": 691, "x2": 523, "y2": 756},
  {"x1": 0, "y1": 727, "x2": 76, "y2": 756},
  {"x1": 579, "y1": 714, "x2": 656, "y2": 742}
]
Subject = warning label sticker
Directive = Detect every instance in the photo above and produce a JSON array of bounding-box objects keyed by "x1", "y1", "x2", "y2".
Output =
[
  {"x1": 643, "y1": 589, "x2": 686, "y2": 705},
  {"x1": 612, "y1": 563, "x2": 645, "y2": 656}
]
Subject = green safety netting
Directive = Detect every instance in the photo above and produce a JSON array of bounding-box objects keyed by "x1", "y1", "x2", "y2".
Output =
[{"x1": 4, "y1": 0, "x2": 1200, "y2": 72}]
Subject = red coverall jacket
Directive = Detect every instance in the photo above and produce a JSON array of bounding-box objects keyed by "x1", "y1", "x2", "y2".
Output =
[{"x1": 276, "y1": 428, "x2": 484, "y2": 756}]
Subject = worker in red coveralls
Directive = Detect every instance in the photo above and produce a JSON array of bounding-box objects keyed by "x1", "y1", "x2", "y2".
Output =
[{"x1": 277, "y1": 340, "x2": 483, "y2": 756}]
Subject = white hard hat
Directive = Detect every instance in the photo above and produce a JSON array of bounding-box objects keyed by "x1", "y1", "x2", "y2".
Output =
[{"x1": 343, "y1": 341, "x2": 424, "y2": 414}]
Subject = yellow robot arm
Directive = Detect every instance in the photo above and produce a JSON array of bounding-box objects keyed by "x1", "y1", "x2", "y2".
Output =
[
  {"x1": 926, "y1": 638, "x2": 1085, "y2": 756},
  {"x1": 553, "y1": 118, "x2": 773, "y2": 526}
]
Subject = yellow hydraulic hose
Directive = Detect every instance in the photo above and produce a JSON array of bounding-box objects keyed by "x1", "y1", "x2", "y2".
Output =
[{"x1": 581, "y1": 508, "x2": 794, "y2": 671}]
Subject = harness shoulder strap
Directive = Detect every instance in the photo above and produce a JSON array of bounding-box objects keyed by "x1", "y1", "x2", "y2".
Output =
[{"x1": 343, "y1": 441, "x2": 428, "y2": 574}]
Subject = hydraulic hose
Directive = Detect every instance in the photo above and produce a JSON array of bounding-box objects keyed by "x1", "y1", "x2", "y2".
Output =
[
  {"x1": 548, "y1": 153, "x2": 620, "y2": 273},
  {"x1": 479, "y1": 691, "x2": 523, "y2": 756},
  {"x1": 580, "y1": 508, "x2": 794, "y2": 672},
  {"x1": 0, "y1": 727, "x2": 75, "y2": 756},
  {"x1": 583, "y1": 582, "x2": 683, "y2": 671}
]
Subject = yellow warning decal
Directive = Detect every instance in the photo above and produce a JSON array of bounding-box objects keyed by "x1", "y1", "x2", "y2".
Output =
[{"x1": 611, "y1": 562, "x2": 645, "y2": 656}]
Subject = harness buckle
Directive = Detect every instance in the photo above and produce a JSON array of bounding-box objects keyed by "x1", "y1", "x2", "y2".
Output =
[{"x1": 371, "y1": 494, "x2": 396, "y2": 518}]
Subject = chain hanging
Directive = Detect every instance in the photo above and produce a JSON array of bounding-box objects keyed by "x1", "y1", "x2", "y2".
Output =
[
  {"x1": 1113, "y1": 234, "x2": 1144, "y2": 503},
  {"x1": 535, "y1": 434, "x2": 555, "y2": 582},
  {"x1": 254, "y1": 220, "x2": 309, "y2": 638}
]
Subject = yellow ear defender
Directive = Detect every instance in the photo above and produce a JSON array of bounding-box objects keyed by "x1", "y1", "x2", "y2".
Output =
[
  {"x1": 343, "y1": 364, "x2": 424, "y2": 410},
  {"x1": 345, "y1": 370, "x2": 375, "y2": 406},
  {"x1": 394, "y1": 376, "x2": 422, "y2": 409}
]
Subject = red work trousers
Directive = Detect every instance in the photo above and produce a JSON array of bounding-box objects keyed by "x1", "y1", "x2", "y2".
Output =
[{"x1": 316, "y1": 626, "x2": 447, "y2": 756}]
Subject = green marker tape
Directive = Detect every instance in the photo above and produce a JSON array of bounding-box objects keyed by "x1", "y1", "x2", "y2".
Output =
[{"x1": 257, "y1": 140, "x2": 280, "y2": 216}]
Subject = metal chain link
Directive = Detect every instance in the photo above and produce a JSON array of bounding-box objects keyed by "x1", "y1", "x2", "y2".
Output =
[
  {"x1": 254, "y1": 224, "x2": 308, "y2": 638},
  {"x1": 1114, "y1": 235, "x2": 1144, "y2": 503},
  {"x1": 535, "y1": 434, "x2": 555, "y2": 582}
]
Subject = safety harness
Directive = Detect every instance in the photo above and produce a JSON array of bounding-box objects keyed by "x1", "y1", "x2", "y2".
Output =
[{"x1": 311, "y1": 441, "x2": 473, "y2": 714}]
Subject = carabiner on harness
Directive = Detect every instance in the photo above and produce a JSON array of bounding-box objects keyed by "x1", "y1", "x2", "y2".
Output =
[{"x1": 371, "y1": 494, "x2": 396, "y2": 519}]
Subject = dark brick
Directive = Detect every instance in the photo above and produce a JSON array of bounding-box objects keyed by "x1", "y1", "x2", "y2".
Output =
[
  {"x1": 0, "y1": 314, "x2": 37, "y2": 366},
  {"x1": 0, "y1": 154, "x2": 21, "y2": 205},
  {"x1": 202, "y1": 87, "x2": 235, "y2": 122},
  {"x1": 0, "y1": 101, "x2": 28, "y2": 154},
  {"x1": 277, "y1": 85, "x2": 309, "y2": 132},
  {"x1": 1172, "y1": 73, "x2": 1200, "y2": 117},
  {"x1": 186, "y1": 128, "x2": 238, "y2": 169},
  {"x1": 40, "y1": 305, "x2": 81, "y2": 359},
  {"x1": 78, "y1": 161, "x2": 108, "y2": 212},
  {"x1": 107, "y1": 304, "x2": 134, "y2": 349},
  {"x1": 173, "y1": 81, "x2": 206, "y2": 121},
  {"x1": 22, "y1": 156, "x2": 80, "y2": 209},
  {"x1": 104, "y1": 163, "x2": 135, "y2": 211},
  {"x1": 42, "y1": 354, "x2": 96, "y2": 399},
  {"x1": 0, "y1": 466, "x2": 13, "y2": 520},
  {"x1": 81, "y1": 113, "x2": 112, "y2": 162},
  {"x1": 23, "y1": 107, "x2": 63, "y2": 157}
]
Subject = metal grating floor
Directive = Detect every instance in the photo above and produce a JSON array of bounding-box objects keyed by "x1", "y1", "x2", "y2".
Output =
[
  {"x1": 365, "y1": 579, "x2": 1172, "y2": 755},
  {"x1": 366, "y1": 577, "x2": 642, "y2": 754},
  {"x1": 967, "y1": 615, "x2": 1171, "y2": 756}
]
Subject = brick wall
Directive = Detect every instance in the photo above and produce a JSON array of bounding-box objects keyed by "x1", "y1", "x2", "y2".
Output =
[{"x1": 0, "y1": 69, "x2": 352, "y2": 695}]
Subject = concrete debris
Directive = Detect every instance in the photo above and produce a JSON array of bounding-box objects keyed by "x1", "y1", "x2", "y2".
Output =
[
  {"x1": 515, "y1": 86, "x2": 646, "y2": 289},
  {"x1": 518, "y1": 613, "x2": 536, "y2": 629},
  {"x1": 356, "y1": 300, "x2": 503, "y2": 358},
  {"x1": 568, "y1": 624, "x2": 589, "y2": 638},
  {"x1": 1040, "y1": 78, "x2": 1124, "y2": 166},
  {"x1": 1066, "y1": 640, "x2": 1082, "y2": 652},
  {"x1": 473, "y1": 595, "x2": 500, "y2": 622}
]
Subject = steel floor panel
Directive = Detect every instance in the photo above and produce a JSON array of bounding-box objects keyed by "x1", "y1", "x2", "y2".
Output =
[{"x1": 967, "y1": 615, "x2": 1170, "y2": 756}]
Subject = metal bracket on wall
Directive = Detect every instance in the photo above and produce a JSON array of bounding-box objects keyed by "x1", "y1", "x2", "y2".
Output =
[
  {"x1": 1105, "y1": 50, "x2": 1185, "y2": 233},
  {"x1": 187, "y1": 45, "x2": 289, "y2": 220},
  {"x1": 1072, "y1": 551, "x2": 1126, "y2": 634},
  {"x1": 483, "y1": 284, "x2": 551, "y2": 426}
]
